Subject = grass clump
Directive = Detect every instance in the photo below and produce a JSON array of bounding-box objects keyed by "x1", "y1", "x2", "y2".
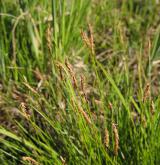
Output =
[{"x1": 0, "y1": 0, "x2": 160, "y2": 164}]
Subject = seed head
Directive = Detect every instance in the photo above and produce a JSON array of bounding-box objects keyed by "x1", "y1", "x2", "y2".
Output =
[
  {"x1": 104, "y1": 128, "x2": 109, "y2": 148},
  {"x1": 112, "y1": 123, "x2": 119, "y2": 156},
  {"x1": 20, "y1": 102, "x2": 30, "y2": 120},
  {"x1": 78, "y1": 105, "x2": 91, "y2": 124},
  {"x1": 81, "y1": 23, "x2": 95, "y2": 55},
  {"x1": 143, "y1": 83, "x2": 150, "y2": 102},
  {"x1": 150, "y1": 100, "x2": 155, "y2": 116},
  {"x1": 65, "y1": 60, "x2": 78, "y2": 89},
  {"x1": 46, "y1": 23, "x2": 52, "y2": 53},
  {"x1": 88, "y1": 23, "x2": 95, "y2": 54},
  {"x1": 22, "y1": 156, "x2": 39, "y2": 165}
]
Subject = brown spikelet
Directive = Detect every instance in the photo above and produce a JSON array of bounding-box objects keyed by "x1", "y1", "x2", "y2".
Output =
[
  {"x1": 12, "y1": 88, "x2": 26, "y2": 102},
  {"x1": 112, "y1": 123, "x2": 119, "y2": 156},
  {"x1": 22, "y1": 156, "x2": 39, "y2": 165},
  {"x1": 80, "y1": 75, "x2": 88, "y2": 101},
  {"x1": 81, "y1": 23, "x2": 95, "y2": 54},
  {"x1": 20, "y1": 102, "x2": 30, "y2": 119},
  {"x1": 80, "y1": 75, "x2": 85, "y2": 91},
  {"x1": 143, "y1": 83, "x2": 150, "y2": 102},
  {"x1": 78, "y1": 105, "x2": 92, "y2": 124},
  {"x1": 88, "y1": 23, "x2": 95, "y2": 54},
  {"x1": 72, "y1": 76, "x2": 78, "y2": 89},
  {"x1": 108, "y1": 102, "x2": 113, "y2": 110},
  {"x1": 65, "y1": 60, "x2": 73, "y2": 74},
  {"x1": 33, "y1": 68, "x2": 44, "y2": 81},
  {"x1": 46, "y1": 23, "x2": 52, "y2": 53},
  {"x1": 150, "y1": 100, "x2": 155, "y2": 116},
  {"x1": 71, "y1": 98, "x2": 91, "y2": 124},
  {"x1": 104, "y1": 128, "x2": 109, "y2": 148},
  {"x1": 65, "y1": 60, "x2": 78, "y2": 88},
  {"x1": 81, "y1": 30, "x2": 91, "y2": 48},
  {"x1": 55, "y1": 61, "x2": 65, "y2": 79}
]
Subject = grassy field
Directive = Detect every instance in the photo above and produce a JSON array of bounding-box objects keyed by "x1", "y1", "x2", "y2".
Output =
[{"x1": 0, "y1": 0, "x2": 160, "y2": 164}]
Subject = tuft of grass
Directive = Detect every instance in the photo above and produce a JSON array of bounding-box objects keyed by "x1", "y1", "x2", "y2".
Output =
[{"x1": 0, "y1": 0, "x2": 160, "y2": 164}]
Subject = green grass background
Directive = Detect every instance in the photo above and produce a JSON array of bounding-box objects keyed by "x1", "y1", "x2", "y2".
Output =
[{"x1": 0, "y1": 0, "x2": 160, "y2": 164}]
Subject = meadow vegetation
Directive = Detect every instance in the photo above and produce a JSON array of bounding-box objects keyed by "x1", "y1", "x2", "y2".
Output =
[{"x1": 0, "y1": 0, "x2": 160, "y2": 164}]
